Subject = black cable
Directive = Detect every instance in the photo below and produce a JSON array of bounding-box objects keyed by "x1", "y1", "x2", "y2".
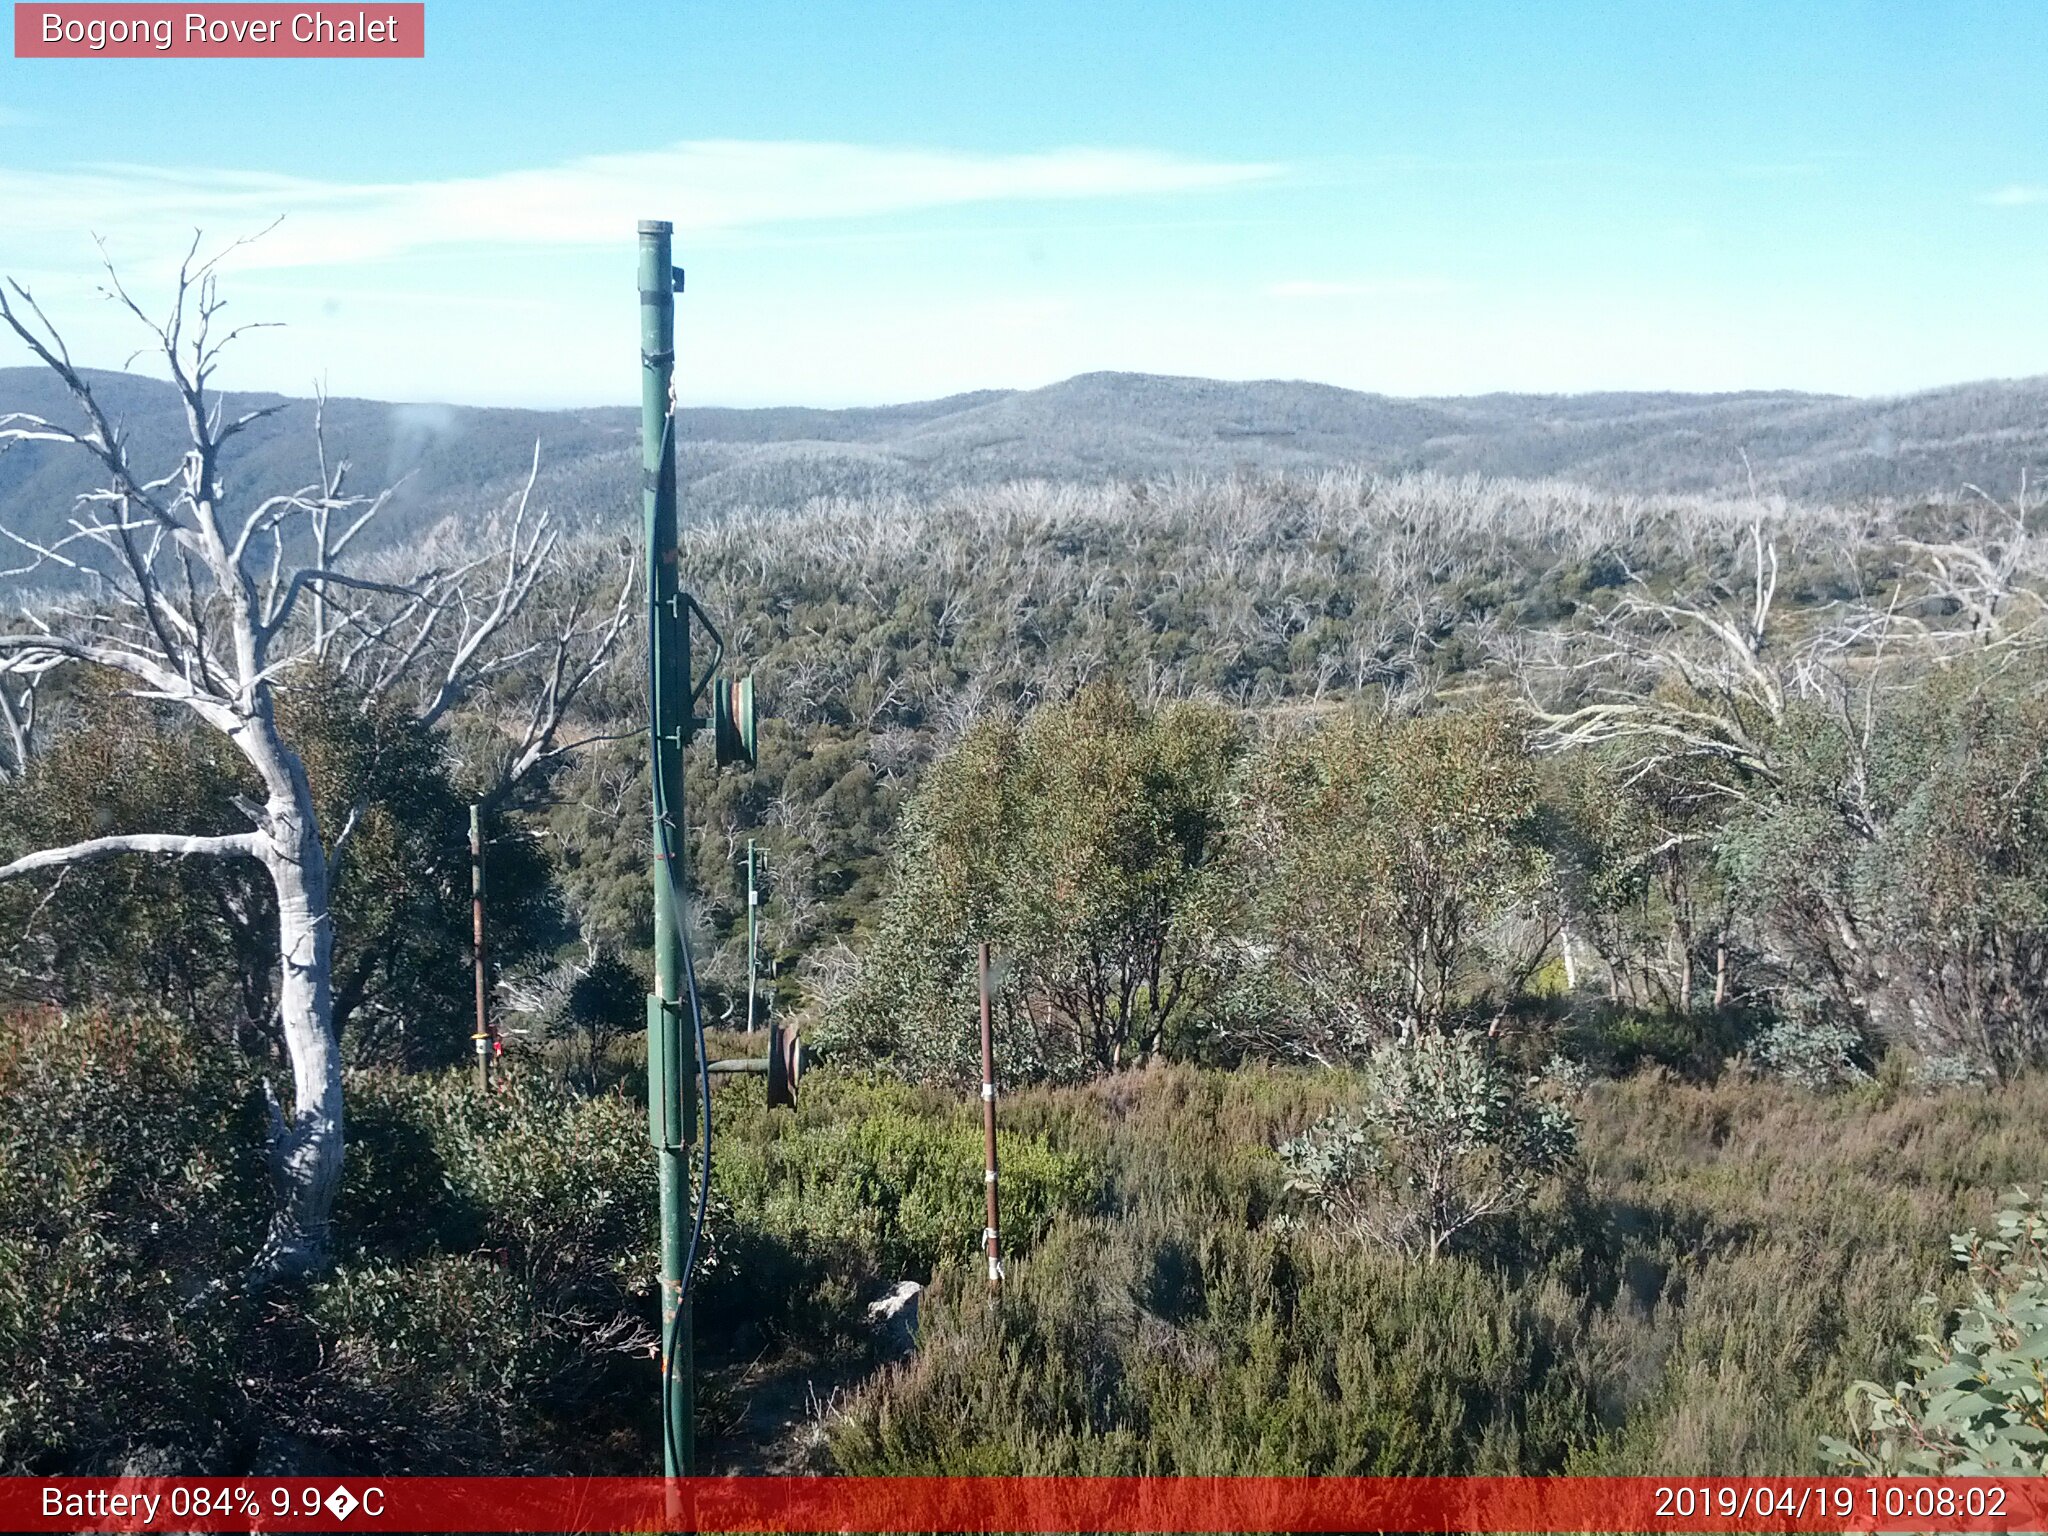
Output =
[
  {"x1": 652, "y1": 686, "x2": 712, "y2": 1477},
  {"x1": 646, "y1": 413, "x2": 714, "y2": 1474}
]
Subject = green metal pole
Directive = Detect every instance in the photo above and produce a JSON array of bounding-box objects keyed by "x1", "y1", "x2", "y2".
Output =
[{"x1": 639, "y1": 218, "x2": 694, "y2": 1477}]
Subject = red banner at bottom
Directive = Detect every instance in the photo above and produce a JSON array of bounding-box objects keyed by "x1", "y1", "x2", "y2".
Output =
[{"x1": 7, "y1": 1475, "x2": 2047, "y2": 1533}]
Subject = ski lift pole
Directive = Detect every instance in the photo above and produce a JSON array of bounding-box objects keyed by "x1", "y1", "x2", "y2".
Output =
[
  {"x1": 639, "y1": 216, "x2": 771, "y2": 1479},
  {"x1": 640, "y1": 219, "x2": 694, "y2": 1478}
]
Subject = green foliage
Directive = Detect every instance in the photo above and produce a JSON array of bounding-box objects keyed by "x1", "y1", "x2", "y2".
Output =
[
  {"x1": 11, "y1": 1001, "x2": 2048, "y2": 1476},
  {"x1": 1537, "y1": 746, "x2": 1740, "y2": 1018},
  {"x1": 831, "y1": 1217, "x2": 1591, "y2": 1475},
  {"x1": 1824, "y1": 1188, "x2": 2048, "y2": 1474},
  {"x1": 1568, "y1": 1004, "x2": 1749, "y2": 1081},
  {"x1": 287, "y1": 677, "x2": 566, "y2": 1068},
  {"x1": 508, "y1": 941, "x2": 648, "y2": 1089},
  {"x1": 1279, "y1": 1031, "x2": 1578, "y2": 1259},
  {"x1": 0, "y1": 1001, "x2": 1113, "y2": 1473},
  {"x1": 0, "y1": 1009, "x2": 661, "y2": 1473},
  {"x1": 1234, "y1": 708, "x2": 1545, "y2": 1050},
  {"x1": 0, "y1": 676, "x2": 565, "y2": 1068},
  {"x1": 642, "y1": 470, "x2": 1904, "y2": 1021},
  {"x1": 834, "y1": 683, "x2": 1240, "y2": 1082},
  {"x1": 1750, "y1": 1015, "x2": 1870, "y2": 1090},
  {"x1": 1726, "y1": 669, "x2": 2048, "y2": 1077},
  {"x1": 706, "y1": 1071, "x2": 1107, "y2": 1342},
  {"x1": 835, "y1": 1061, "x2": 2048, "y2": 1477},
  {"x1": 19, "y1": 461, "x2": 2048, "y2": 1476},
  {"x1": 339, "y1": 1071, "x2": 656, "y2": 1302},
  {"x1": 534, "y1": 740, "x2": 653, "y2": 954},
  {"x1": 301, "y1": 1255, "x2": 581, "y2": 1471},
  {"x1": 0, "y1": 1009, "x2": 266, "y2": 1472},
  {"x1": 841, "y1": 697, "x2": 1556, "y2": 1085},
  {"x1": 0, "y1": 682, "x2": 274, "y2": 1038}
]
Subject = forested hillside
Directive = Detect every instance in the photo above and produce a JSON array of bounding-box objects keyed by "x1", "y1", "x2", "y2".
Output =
[
  {"x1": 11, "y1": 366, "x2": 2048, "y2": 592},
  {"x1": 6, "y1": 394, "x2": 2048, "y2": 1473}
]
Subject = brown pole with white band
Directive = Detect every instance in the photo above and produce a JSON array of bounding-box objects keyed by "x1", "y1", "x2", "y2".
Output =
[{"x1": 979, "y1": 941, "x2": 1001, "y2": 1293}]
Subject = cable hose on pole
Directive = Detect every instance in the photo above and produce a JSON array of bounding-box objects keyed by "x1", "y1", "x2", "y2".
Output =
[{"x1": 647, "y1": 409, "x2": 713, "y2": 1475}]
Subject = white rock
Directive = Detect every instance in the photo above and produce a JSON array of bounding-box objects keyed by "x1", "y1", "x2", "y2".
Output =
[{"x1": 865, "y1": 1280, "x2": 922, "y2": 1353}]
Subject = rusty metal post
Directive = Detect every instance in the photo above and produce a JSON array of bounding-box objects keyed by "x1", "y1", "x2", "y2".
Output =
[
  {"x1": 979, "y1": 941, "x2": 1001, "y2": 1293},
  {"x1": 744, "y1": 839, "x2": 759, "y2": 1035},
  {"x1": 470, "y1": 803, "x2": 489, "y2": 1091}
]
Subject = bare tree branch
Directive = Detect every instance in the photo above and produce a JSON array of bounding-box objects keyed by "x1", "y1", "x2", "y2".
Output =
[{"x1": 0, "y1": 830, "x2": 262, "y2": 881}]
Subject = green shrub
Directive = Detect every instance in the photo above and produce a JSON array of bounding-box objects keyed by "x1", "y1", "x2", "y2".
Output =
[
  {"x1": 836, "y1": 1062, "x2": 2048, "y2": 1476},
  {"x1": 1823, "y1": 1187, "x2": 2048, "y2": 1473},
  {"x1": 1569, "y1": 1004, "x2": 1749, "y2": 1080},
  {"x1": 0, "y1": 683, "x2": 565, "y2": 1068},
  {"x1": 303, "y1": 1256, "x2": 588, "y2": 1471},
  {"x1": 1279, "y1": 1032, "x2": 1577, "y2": 1259},
  {"x1": 830, "y1": 1214, "x2": 1594, "y2": 1474},
  {"x1": 9, "y1": 1003, "x2": 2048, "y2": 1478},
  {"x1": 1230, "y1": 709, "x2": 1546, "y2": 1052},
  {"x1": 348, "y1": 1072, "x2": 656, "y2": 1300},
  {"x1": 1725, "y1": 672, "x2": 2048, "y2": 1078},
  {"x1": 0, "y1": 1009, "x2": 266, "y2": 1472},
  {"x1": 0, "y1": 1015, "x2": 659, "y2": 1473},
  {"x1": 830, "y1": 685, "x2": 1240, "y2": 1083},
  {"x1": 707, "y1": 1072, "x2": 1107, "y2": 1342},
  {"x1": 1751, "y1": 1015, "x2": 1869, "y2": 1091}
]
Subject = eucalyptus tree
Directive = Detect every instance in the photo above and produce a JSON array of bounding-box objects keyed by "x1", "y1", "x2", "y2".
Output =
[
  {"x1": 834, "y1": 682, "x2": 1240, "y2": 1082},
  {"x1": 1233, "y1": 706, "x2": 1546, "y2": 1056},
  {"x1": 1522, "y1": 503, "x2": 2048, "y2": 1073},
  {"x1": 0, "y1": 244, "x2": 629, "y2": 1280}
]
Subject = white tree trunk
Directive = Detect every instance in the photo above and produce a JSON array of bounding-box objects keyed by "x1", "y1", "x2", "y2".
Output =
[{"x1": 249, "y1": 749, "x2": 345, "y2": 1283}]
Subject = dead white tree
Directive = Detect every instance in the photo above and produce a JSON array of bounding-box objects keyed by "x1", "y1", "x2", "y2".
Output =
[
  {"x1": 1512, "y1": 519, "x2": 1855, "y2": 995},
  {"x1": 1527, "y1": 505, "x2": 2048, "y2": 786},
  {"x1": 0, "y1": 241, "x2": 629, "y2": 1281},
  {"x1": 1897, "y1": 479, "x2": 2048, "y2": 655},
  {"x1": 0, "y1": 671, "x2": 36, "y2": 779},
  {"x1": 1518, "y1": 506, "x2": 2048, "y2": 1064},
  {"x1": 1522, "y1": 519, "x2": 1802, "y2": 796}
]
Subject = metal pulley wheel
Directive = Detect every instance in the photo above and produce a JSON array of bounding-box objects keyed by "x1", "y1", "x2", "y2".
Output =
[
  {"x1": 765, "y1": 1018, "x2": 805, "y2": 1109},
  {"x1": 713, "y1": 673, "x2": 757, "y2": 769}
]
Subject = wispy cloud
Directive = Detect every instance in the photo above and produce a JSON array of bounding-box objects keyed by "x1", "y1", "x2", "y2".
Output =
[
  {"x1": 1983, "y1": 183, "x2": 2048, "y2": 206},
  {"x1": 1267, "y1": 277, "x2": 1452, "y2": 300},
  {"x1": 1721, "y1": 161, "x2": 1824, "y2": 180},
  {"x1": 0, "y1": 140, "x2": 1284, "y2": 271},
  {"x1": 0, "y1": 105, "x2": 35, "y2": 128}
]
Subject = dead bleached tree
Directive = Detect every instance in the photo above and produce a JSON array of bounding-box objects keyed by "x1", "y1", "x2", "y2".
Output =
[
  {"x1": 1525, "y1": 498, "x2": 2048, "y2": 788},
  {"x1": 1518, "y1": 499, "x2": 2048, "y2": 1068},
  {"x1": 1897, "y1": 479, "x2": 2048, "y2": 656},
  {"x1": 1523, "y1": 518, "x2": 1798, "y2": 796},
  {"x1": 0, "y1": 242, "x2": 630, "y2": 1281},
  {"x1": 1512, "y1": 517, "x2": 1867, "y2": 1010},
  {"x1": 0, "y1": 671, "x2": 36, "y2": 780}
]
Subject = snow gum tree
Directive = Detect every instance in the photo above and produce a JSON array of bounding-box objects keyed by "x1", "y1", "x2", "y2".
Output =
[{"x1": 0, "y1": 245, "x2": 628, "y2": 1281}]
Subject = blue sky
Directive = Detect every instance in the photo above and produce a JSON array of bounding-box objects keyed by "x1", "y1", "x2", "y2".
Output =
[{"x1": 3, "y1": 1, "x2": 2046, "y2": 406}]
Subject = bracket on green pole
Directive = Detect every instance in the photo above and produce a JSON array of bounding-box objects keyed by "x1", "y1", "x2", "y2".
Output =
[{"x1": 645, "y1": 995, "x2": 696, "y2": 1151}]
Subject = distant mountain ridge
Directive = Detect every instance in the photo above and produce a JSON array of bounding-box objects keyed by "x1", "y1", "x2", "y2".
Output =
[{"x1": 3, "y1": 367, "x2": 2045, "y2": 575}]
